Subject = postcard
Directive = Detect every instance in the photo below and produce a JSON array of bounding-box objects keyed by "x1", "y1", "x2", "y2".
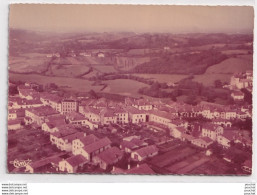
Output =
[{"x1": 7, "y1": 4, "x2": 253, "y2": 175}]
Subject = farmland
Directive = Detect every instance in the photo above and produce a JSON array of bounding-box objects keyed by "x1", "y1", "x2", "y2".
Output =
[
  {"x1": 9, "y1": 73, "x2": 103, "y2": 93},
  {"x1": 133, "y1": 73, "x2": 188, "y2": 83},
  {"x1": 102, "y1": 79, "x2": 149, "y2": 97},
  {"x1": 9, "y1": 53, "x2": 50, "y2": 73}
]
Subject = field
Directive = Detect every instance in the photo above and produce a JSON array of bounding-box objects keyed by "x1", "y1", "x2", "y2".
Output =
[
  {"x1": 93, "y1": 65, "x2": 117, "y2": 73},
  {"x1": 193, "y1": 73, "x2": 232, "y2": 86},
  {"x1": 192, "y1": 55, "x2": 253, "y2": 86},
  {"x1": 9, "y1": 73, "x2": 103, "y2": 92},
  {"x1": 133, "y1": 74, "x2": 188, "y2": 83},
  {"x1": 205, "y1": 55, "x2": 253, "y2": 74},
  {"x1": 102, "y1": 79, "x2": 149, "y2": 97},
  {"x1": 9, "y1": 53, "x2": 50, "y2": 73},
  {"x1": 45, "y1": 64, "x2": 90, "y2": 77}
]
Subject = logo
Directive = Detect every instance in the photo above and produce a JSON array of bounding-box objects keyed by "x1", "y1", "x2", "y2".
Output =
[{"x1": 10, "y1": 159, "x2": 32, "y2": 168}]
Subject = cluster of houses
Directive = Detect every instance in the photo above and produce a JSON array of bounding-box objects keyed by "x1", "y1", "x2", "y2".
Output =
[
  {"x1": 8, "y1": 81, "x2": 252, "y2": 173},
  {"x1": 229, "y1": 70, "x2": 253, "y2": 101}
]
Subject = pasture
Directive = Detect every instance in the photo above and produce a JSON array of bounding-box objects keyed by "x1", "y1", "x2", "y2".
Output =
[{"x1": 102, "y1": 79, "x2": 149, "y2": 97}]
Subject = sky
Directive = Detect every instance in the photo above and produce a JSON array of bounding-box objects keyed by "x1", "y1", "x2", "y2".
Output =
[{"x1": 9, "y1": 4, "x2": 254, "y2": 33}]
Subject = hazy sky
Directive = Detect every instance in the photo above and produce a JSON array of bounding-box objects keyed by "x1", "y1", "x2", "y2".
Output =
[{"x1": 9, "y1": 4, "x2": 254, "y2": 33}]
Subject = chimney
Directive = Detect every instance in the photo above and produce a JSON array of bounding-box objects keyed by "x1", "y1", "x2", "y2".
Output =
[
  {"x1": 137, "y1": 164, "x2": 139, "y2": 168},
  {"x1": 128, "y1": 164, "x2": 130, "y2": 170},
  {"x1": 112, "y1": 166, "x2": 115, "y2": 172}
]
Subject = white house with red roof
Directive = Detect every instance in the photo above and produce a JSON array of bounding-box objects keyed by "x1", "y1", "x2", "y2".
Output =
[
  {"x1": 132, "y1": 99, "x2": 153, "y2": 111},
  {"x1": 59, "y1": 155, "x2": 88, "y2": 173},
  {"x1": 201, "y1": 123, "x2": 224, "y2": 141},
  {"x1": 131, "y1": 145, "x2": 158, "y2": 161},
  {"x1": 72, "y1": 134, "x2": 99, "y2": 155},
  {"x1": 25, "y1": 106, "x2": 60, "y2": 125},
  {"x1": 149, "y1": 110, "x2": 173, "y2": 127},
  {"x1": 114, "y1": 107, "x2": 129, "y2": 124},
  {"x1": 217, "y1": 131, "x2": 236, "y2": 148},
  {"x1": 79, "y1": 106, "x2": 101, "y2": 124},
  {"x1": 8, "y1": 119, "x2": 22, "y2": 130},
  {"x1": 191, "y1": 137, "x2": 213, "y2": 148},
  {"x1": 125, "y1": 106, "x2": 146, "y2": 124},
  {"x1": 80, "y1": 137, "x2": 112, "y2": 161},
  {"x1": 55, "y1": 132, "x2": 86, "y2": 152},
  {"x1": 170, "y1": 126, "x2": 186, "y2": 139},
  {"x1": 231, "y1": 91, "x2": 245, "y2": 101},
  {"x1": 100, "y1": 108, "x2": 117, "y2": 125},
  {"x1": 92, "y1": 147, "x2": 124, "y2": 170}
]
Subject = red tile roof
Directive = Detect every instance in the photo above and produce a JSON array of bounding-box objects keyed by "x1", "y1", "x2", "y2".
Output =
[
  {"x1": 95, "y1": 147, "x2": 123, "y2": 164},
  {"x1": 83, "y1": 137, "x2": 111, "y2": 154},
  {"x1": 126, "y1": 163, "x2": 155, "y2": 174},
  {"x1": 78, "y1": 134, "x2": 99, "y2": 146},
  {"x1": 133, "y1": 145, "x2": 158, "y2": 158},
  {"x1": 65, "y1": 155, "x2": 88, "y2": 168}
]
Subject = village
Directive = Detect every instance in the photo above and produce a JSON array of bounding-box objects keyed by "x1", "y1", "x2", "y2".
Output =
[{"x1": 7, "y1": 70, "x2": 253, "y2": 175}]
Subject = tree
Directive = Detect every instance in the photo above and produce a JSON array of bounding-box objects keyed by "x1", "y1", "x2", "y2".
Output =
[
  {"x1": 88, "y1": 90, "x2": 98, "y2": 99},
  {"x1": 214, "y1": 80, "x2": 222, "y2": 88}
]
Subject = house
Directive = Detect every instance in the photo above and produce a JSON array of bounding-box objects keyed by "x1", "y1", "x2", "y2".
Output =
[
  {"x1": 59, "y1": 155, "x2": 88, "y2": 173},
  {"x1": 241, "y1": 160, "x2": 252, "y2": 173},
  {"x1": 8, "y1": 119, "x2": 22, "y2": 130},
  {"x1": 41, "y1": 119, "x2": 66, "y2": 133},
  {"x1": 72, "y1": 134, "x2": 99, "y2": 155},
  {"x1": 97, "y1": 52, "x2": 105, "y2": 58},
  {"x1": 25, "y1": 106, "x2": 59, "y2": 126},
  {"x1": 217, "y1": 132, "x2": 236, "y2": 148},
  {"x1": 18, "y1": 88, "x2": 37, "y2": 100},
  {"x1": 125, "y1": 107, "x2": 146, "y2": 124},
  {"x1": 131, "y1": 145, "x2": 158, "y2": 161},
  {"x1": 100, "y1": 108, "x2": 117, "y2": 125},
  {"x1": 120, "y1": 137, "x2": 148, "y2": 153},
  {"x1": 191, "y1": 137, "x2": 213, "y2": 148},
  {"x1": 149, "y1": 110, "x2": 173, "y2": 127},
  {"x1": 80, "y1": 137, "x2": 112, "y2": 161},
  {"x1": 170, "y1": 126, "x2": 186, "y2": 139},
  {"x1": 66, "y1": 111, "x2": 89, "y2": 127},
  {"x1": 25, "y1": 155, "x2": 63, "y2": 173},
  {"x1": 211, "y1": 119, "x2": 232, "y2": 127},
  {"x1": 79, "y1": 106, "x2": 101, "y2": 124},
  {"x1": 41, "y1": 115, "x2": 66, "y2": 133},
  {"x1": 132, "y1": 99, "x2": 153, "y2": 111},
  {"x1": 92, "y1": 147, "x2": 124, "y2": 170},
  {"x1": 201, "y1": 123, "x2": 224, "y2": 141},
  {"x1": 114, "y1": 108, "x2": 129, "y2": 124},
  {"x1": 57, "y1": 132, "x2": 86, "y2": 152},
  {"x1": 11, "y1": 99, "x2": 43, "y2": 109},
  {"x1": 231, "y1": 91, "x2": 245, "y2": 101},
  {"x1": 8, "y1": 109, "x2": 25, "y2": 120},
  {"x1": 112, "y1": 163, "x2": 155, "y2": 175},
  {"x1": 61, "y1": 99, "x2": 78, "y2": 114},
  {"x1": 50, "y1": 128, "x2": 78, "y2": 148},
  {"x1": 181, "y1": 133, "x2": 195, "y2": 142}
]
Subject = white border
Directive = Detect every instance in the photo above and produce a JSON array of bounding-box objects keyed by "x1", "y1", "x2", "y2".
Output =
[{"x1": 0, "y1": 0, "x2": 256, "y2": 183}]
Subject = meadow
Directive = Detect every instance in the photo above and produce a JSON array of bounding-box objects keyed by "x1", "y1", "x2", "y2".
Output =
[
  {"x1": 102, "y1": 79, "x2": 149, "y2": 97},
  {"x1": 133, "y1": 73, "x2": 188, "y2": 83},
  {"x1": 9, "y1": 73, "x2": 103, "y2": 92}
]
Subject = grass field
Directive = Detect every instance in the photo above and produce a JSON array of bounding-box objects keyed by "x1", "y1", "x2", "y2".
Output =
[
  {"x1": 93, "y1": 65, "x2": 117, "y2": 73},
  {"x1": 133, "y1": 74, "x2": 188, "y2": 83},
  {"x1": 9, "y1": 73, "x2": 103, "y2": 92},
  {"x1": 102, "y1": 79, "x2": 149, "y2": 97},
  {"x1": 9, "y1": 53, "x2": 50, "y2": 73},
  {"x1": 205, "y1": 56, "x2": 253, "y2": 74},
  {"x1": 45, "y1": 64, "x2": 90, "y2": 77},
  {"x1": 193, "y1": 73, "x2": 232, "y2": 86}
]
